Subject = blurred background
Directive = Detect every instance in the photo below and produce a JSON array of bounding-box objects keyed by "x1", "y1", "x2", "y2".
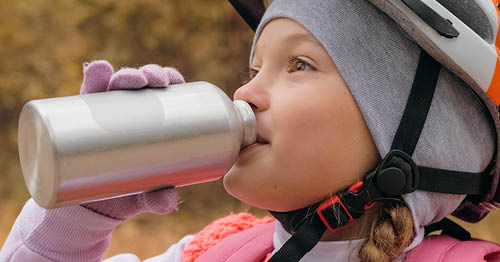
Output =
[{"x1": 0, "y1": 0, "x2": 499, "y2": 260}]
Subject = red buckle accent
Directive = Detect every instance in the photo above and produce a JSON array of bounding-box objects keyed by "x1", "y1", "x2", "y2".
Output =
[
  {"x1": 364, "y1": 202, "x2": 376, "y2": 210},
  {"x1": 348, "y1": 181, "x2": 364, "y2": 193},
  {"x1": 317, "y1": 195, "x2": 353, "y2": 232},
  {"x1": 351, "y1": 182, "x2": 376, "y2": 210},
  {"x1": 316, "y1": 181, "x2": 365, "y2": 232}
]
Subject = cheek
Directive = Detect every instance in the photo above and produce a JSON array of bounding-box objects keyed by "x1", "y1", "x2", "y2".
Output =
[
  {"x1": 273, "y1": 91, "x2": 360, "y2": 183},
  {"x1": 223, "y1": 80, "x2": 378, "y2": 211}
]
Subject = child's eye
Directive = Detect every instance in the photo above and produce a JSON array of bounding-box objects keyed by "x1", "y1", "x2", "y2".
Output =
[
  {"x1": 242, "y1": 68, "x2": 259, "y2": 85},
  {"x1": 250, "y1": 68, "x2": 259, "y2": 79},
  {"x1": 287, "y1": 56, "x2": 315, "y2": 73}
]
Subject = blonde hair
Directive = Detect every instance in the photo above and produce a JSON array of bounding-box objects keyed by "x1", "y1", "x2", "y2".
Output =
[{"x1": 358, "y1": 200, "x2": 414, "y2": 262}]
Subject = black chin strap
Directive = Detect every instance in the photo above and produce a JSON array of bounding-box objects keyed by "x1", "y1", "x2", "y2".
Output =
[
  {"x1": 269, "y1": 214, "x2": 327, "y2": 261},
  {"x1": 268, "y1": 50, "x2": 442, "y2": 262},
  {"x1": 269, "y1": 204, "x2": 319, "y2": 234},
  {"x1": 424, "y1": 217, "x2": 471, "y2": 241}
]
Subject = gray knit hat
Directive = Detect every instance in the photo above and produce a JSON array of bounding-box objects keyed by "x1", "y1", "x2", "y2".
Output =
[{"x1": 250, "y1": 0, "x2": 495, "y2": 250}]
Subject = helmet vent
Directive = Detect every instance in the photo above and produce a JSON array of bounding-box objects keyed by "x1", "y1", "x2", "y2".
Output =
[{"x1": 437, "y1": 0, "x2": 494, "y2": 44}]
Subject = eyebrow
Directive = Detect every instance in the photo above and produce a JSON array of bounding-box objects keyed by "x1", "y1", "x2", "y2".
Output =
[
  {"x1": 252, "y1": 32, "x2": 323, "y2": 65},
  {"x1": 284, "y1": 33, "x2": 323, "y2": 48}
]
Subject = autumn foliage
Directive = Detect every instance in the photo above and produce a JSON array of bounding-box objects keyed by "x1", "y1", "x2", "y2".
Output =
[{"x1": 0, "y1": 0, "x2": 498, "y2": 260}]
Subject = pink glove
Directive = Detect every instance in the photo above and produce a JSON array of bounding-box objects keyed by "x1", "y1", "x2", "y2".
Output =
[
  {"x1": 80, "y1": 60, "x2": 184, "y2": 94},
  {"x1": 0, "y1": 61, "x2": 186, "y2": 262},
  {"x1": 80, "y1": 60, "x2": 184, "y2": 220}
]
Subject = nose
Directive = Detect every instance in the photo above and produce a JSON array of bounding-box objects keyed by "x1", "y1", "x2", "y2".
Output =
[{"x1": 233, "y1": 77, "x2": 270, "y2": 113}]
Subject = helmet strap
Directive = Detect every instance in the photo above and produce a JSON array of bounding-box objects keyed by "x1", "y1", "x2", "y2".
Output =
[{"x1": 268, "y1": 49, "x2": 441, "y2": 262}]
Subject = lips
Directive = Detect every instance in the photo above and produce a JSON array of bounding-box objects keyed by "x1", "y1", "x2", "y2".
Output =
[{"x1": 240, "y1": 131, "x2": 269, "y2": 155}]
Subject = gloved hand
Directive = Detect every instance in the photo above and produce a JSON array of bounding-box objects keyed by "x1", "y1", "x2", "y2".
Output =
[
  {"x1": 80, "y1": 60, "x2": 184, "y2": 220},
  {"x1": 0, "y1": 61, "x2": 185, "y2": 262},
  {"x1": 80, "y1": 60, "x2": 184, "y2": 94}
]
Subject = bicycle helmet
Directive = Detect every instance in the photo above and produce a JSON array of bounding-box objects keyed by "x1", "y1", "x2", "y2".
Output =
[{"x1": 228, "y1": 0, "x2": 500, "y2": 261}]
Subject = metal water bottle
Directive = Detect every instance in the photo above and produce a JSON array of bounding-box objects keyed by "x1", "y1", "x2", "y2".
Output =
[{"x1": 18, "y1": 81, "x2": 256, "y2": 209}]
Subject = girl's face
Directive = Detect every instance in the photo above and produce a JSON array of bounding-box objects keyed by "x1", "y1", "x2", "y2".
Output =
[{"x1": 223, "y1": 18, "x2": 380, "y2": 212}]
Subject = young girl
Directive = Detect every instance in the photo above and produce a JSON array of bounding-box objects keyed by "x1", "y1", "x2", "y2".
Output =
[{"x1": 1, "y1": 0, "x2": 500, "y2": 261}]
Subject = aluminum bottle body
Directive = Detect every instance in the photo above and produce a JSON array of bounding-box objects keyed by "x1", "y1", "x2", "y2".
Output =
[{"x1": 18, "y1": 81, "x2": 256, "y2": 209}]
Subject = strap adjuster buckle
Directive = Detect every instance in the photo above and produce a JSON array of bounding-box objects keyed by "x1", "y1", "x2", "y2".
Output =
[
  {"x1": 375, "y1": 149, "x2": 420, "y2": 195},
  {"x1": 316, "y1": 182, "x2": 373, "y2": 232},
  {"x1": 316, "y1": 150, "x2": 420, "y2": 232}
]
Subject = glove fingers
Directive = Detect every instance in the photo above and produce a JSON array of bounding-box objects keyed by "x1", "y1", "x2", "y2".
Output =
[
  {"x1": 80, "y1": 60, "x2": 114, "y2": 94},
  {"x1": 139, "y1": 187, "x2": 179, "y2": 215},
  {"x1": 164, "y1": 67, "x2": 185, "y2": 85},
  {"x1": 82, "y1": 194, "x2": 140, "y2": 220},
  {"x1": 107, "y1": 68, "x2": 148, "y2": 91},
  {"x1": 140, "y1": 64, "x2": 171, "y2": 87},
  {"x1": 83, "y1": 187, "x2": 178, "y2": 220}
]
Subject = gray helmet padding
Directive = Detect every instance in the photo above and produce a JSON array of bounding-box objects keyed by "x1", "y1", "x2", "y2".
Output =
[
  {"x1": 437, "y1": 0, "x2": 494, "y2": 43},
  {"x1": 251, "y1": 0, "x2": 495, "y2": 250}
]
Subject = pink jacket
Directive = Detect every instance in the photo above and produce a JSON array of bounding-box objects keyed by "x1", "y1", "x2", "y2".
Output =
[
  {"x1": 1, "y1": 199, "x2": 500, "y2": 262},
  {"x1": 192, "y1": 220, "x2": 500, "y2": 262}
]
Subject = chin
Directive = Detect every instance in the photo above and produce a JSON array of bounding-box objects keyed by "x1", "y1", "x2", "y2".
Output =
[
  {"x1": 223, "y1": 173, "x2": 266, "y2": 209},
  {"x1": 223, "y1": 178, "x2": 294, "y2": 211},
  {"x1": 222, "y1": 168, "x2": 244, "y2": 198}
]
